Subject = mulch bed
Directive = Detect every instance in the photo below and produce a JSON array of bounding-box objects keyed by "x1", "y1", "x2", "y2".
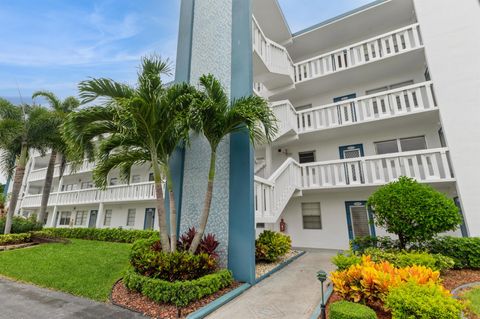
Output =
[
  {"x1": 111, "y1": 280, "x2": 242, "y2": 319},
  {"x1": 324, "y1": 269, "x2": 480, "y2": 319},
  {"x1": 0, "y1": 237, "x2": 69, "y2": 252}
]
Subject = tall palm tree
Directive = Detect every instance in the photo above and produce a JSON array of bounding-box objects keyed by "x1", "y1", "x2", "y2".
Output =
[
  {"x1": 187, "y1": 74, "x2": 277, "y2": 253},
  {"x1": 63, "y1": 55, "x2": 194, "y2": 252},
  {"x1": 0, "y1": 98, "x2": 56, "y2": 234},
  {"x1": 32, "y1": 92, "x2": 80, "y2": 224}
]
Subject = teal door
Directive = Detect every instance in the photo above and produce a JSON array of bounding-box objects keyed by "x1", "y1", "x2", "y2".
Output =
[
  {"x1": 345, "y1": 201, "x2": 376, "y2": 240},
  {"x1": 88, "y1": 210, "x2": 98, "y2": 228},
  {"x1": 339, "y1": 144, "x2": 364, "y2": 185},
  {"x1": 144, "y1": 208, "x2": 155, "y2": 230}
]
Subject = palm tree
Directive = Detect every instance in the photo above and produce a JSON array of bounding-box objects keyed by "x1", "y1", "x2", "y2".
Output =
[
  {"x1": 187, "y1": 74, "x2": 277, "y2": 253},
  {"x1": 32, "y1": 91, "x2": 80, "y2": 224},
  {"x1": 0, "y1": 98, "x2": 56, "y2": 234},
  {"x1": 63, "y1": 55, "x2": 194, "y2": 252}
]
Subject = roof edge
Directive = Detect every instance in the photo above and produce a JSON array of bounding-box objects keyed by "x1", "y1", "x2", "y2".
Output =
[{"x1": 291, "y1": 0, "x2": 390, "y2": 38}]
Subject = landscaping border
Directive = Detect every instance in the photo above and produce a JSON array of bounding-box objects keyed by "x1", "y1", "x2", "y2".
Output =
[
  {"x1": 309, "y1": 283, "x2": 334, "y2": 319},
  {"x1": 255, "y1": 250, "x2": 306, "y2": 284}
]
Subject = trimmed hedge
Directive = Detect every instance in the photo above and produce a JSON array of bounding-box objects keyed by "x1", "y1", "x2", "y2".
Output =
[
  {"x1": 332, "y1": 248, "x2": 454, "y2": 272},
  {"x1": 0, "y1": 216, "x2": 43, "y2": 234},
  {"x1": 124, "y1": 268, "x2": 233, "y2": 307},
  {"x1": 34, "y1": 228, "x2": 158, "y2": 243},
  {"x1": 425, "y1": 236, "x2": 480, "y2": 269},
  {"x1": 329, "y1": 301, "x2": 377, "y2": 319},
  {"x1": 385, "y1": 281, "x2": 463, "y2": 319},
  {"x1": 0, "y1": 233, "x2": 31, "y2": 245}
]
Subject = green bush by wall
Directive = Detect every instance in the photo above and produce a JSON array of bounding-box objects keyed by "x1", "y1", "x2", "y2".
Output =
[
  {"x1": 0, "y1": 233, "x2": 31, "y2": 245},
  {"x1": 0, "y1": 216, "x2": 42, "y2": 234},
  {"x1": 34, "y1": 227, "x2": 158, "y2": 243},
  {"x1": 255, "y1": 230, "x2": 291, "y2": 262}
]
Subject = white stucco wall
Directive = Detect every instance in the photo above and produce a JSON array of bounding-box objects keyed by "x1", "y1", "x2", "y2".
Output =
[{"x1": 413, "y1": 0, "x2": 480, "y2": 236}]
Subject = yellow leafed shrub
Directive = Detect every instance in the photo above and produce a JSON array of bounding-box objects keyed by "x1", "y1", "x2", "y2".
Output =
[{"x1": 330, "y1": 255, "x2": 442, "y2": 304}]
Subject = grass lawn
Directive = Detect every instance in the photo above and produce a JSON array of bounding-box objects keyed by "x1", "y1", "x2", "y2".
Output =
[
  {"x1": 462, "y1": 286, "x2": 480, "y2": 316},
  {"x1": 0, "y1": 239, "x2": 131, "y2": 301}
]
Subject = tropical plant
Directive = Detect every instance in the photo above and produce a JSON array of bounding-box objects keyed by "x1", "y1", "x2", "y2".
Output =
[
  {"x1": 367, "y1": 176, "x2": 461, "y2": 249},
  {"x1": 63, "y1": 55, "x2": 195, "y2": 252},
  {"x1": 255, "y1": 230, "x2": 291, "y2": 262},
  {"x1": 32, "y1": 91, "x2": 80, "y2": 224},
  {"x1": 0, "y1": 98, "x2": 56, "y2": 234},
  {"x1": 187, "y1": 74, "x2": 277, "y2": 253}
]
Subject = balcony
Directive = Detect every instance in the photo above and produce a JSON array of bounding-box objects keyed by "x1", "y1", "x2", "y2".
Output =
[
  {"x1": 252, "y1": 16, "x2": 295, "y2": 91},
  {"x1": 294, "y1": 23, "x2": 423, "y2": 83},
  {"x1": 255, "y1": 148, "x2": 454, "y2": 223},
  {"x1": 29, "y1": 159, "x2": 95, "y2": 182},
  {"x1": 270, "y1": 81, "x2": 437, "y2": 142},
  {"x1": 21, "y1": 182, "x2": 156, "y2": 208}
]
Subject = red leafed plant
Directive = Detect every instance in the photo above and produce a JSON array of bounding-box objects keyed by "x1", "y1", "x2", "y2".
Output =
[{"x1": 178, "y1": 227, "x2": 219, "y2": 259}]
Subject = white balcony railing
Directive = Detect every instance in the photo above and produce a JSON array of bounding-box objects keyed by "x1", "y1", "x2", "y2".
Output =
[
  {"x1": 270, "y1": 81, "x2": 437, "y2": 140},
  {"x1": 294, "y1": 23, "x2": 423, "y2": 83},
  {"x1": 29, "y1": 159, "x2": 96, "y2": 182},
  {"x1": 255, "y1": 148, "x2": 453, "y2": 223},
  {"x1": 252, "y1": 16, "x2": 295, "y2": 82},
  {"x1": 21, "y1": 182, "x2": 156, "y2": 208}
]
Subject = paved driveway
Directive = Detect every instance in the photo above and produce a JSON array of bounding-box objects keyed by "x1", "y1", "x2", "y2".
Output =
[
  {"x1": 207, "y1": 250, "x2": 336, "y2": 319},
  {"x1": 0, "y1": 277, "x2": 147, "y2": 319}
]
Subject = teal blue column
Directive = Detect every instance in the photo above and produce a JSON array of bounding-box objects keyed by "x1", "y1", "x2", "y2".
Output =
[
  {"x1": 174, "y1": 0, "x2": 255, "y2": 284},
  {"x1": 228, "y1": 0, "x2": 255, "y2": 284}
]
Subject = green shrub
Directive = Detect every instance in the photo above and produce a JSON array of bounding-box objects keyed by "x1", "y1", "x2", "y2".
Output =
[
  {"x1": 425, "y1": 236, "x2": 480, "y2": 269},
  {"x1": 255, "y1": 230, "x2": 291, "y2": 262},
  {"x1": 385, "y1": 281, "x2": 463, "y2": 319},
  {"x1": 0, "y1": 233, "x2": 31, "y2": 245},
  {"x1": 130, "y1": 238, "x2": 217, "y2": 281},
  {"x1": 0, "y1": 216, "x2": 43, "y2": 234},
  {"x1": 332, "y1": 251, "x2": 362, "y2": 270},
  {"x1": 367, "y1": 176, "x2": 461, "y2": 249},
  {"x1": 332, "y1": 249, "x2": 454, "y2": 272},
  {"x1": 329, "y1": 301, "x2": 377, "y2": 319},
  {"x1": 351, "y1": 236, "x2": 399, "y2": 253},
  {"x1": 124, "y1": 268, "x2": 233, "y2": 307},
  {"x1": 35, "y1": 227, "x2": 158, "y2": 243}
]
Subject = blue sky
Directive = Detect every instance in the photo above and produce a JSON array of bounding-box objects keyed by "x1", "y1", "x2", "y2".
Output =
[{"x1": 0, "y1": 0, "x2": 374, "y2": 103}]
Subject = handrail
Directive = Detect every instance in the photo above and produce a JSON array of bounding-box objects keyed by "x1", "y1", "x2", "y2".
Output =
[
  {"x1": 301, "y1": 148, "x2": 449, "y2": 167},
  {"x1": 294, "y1": 23, "x2": 421, "y2": 66}
]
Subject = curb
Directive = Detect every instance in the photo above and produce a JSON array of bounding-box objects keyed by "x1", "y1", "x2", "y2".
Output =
[
  {"x1": 255, "y1": 250, "x2": 306, "y2": 284},
  {"x1": 186, "y1": 283, "x2": 251, "y2": 319},
  {"x1": 309, "y1": 283, "x2": 333, "y2": 319}
]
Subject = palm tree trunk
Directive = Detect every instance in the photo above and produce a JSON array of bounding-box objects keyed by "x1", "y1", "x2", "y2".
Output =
[
  {"x1": 152, "y1": 160, "x2": 170, "y2": 252},
  {"x1": 166, "y1": 168, "x2": 177, "y2": 252},
  {"x1": 38, "y1": 150, "x2": 57, "y2": 224},
  {"x1": 4, "y1": 143, "x2": 28, "y2": 234},
  {"x1": 189, "y1": 150, "x2": 216, "y2": 253}
]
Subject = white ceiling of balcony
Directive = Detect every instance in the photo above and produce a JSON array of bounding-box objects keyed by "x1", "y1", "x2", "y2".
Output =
[
  {"x1": 253, "y1": 0, "x2": 291, "y2": 45},
  {"x1": 288, "y1": 0, "x2": 417, "y2": 62}
]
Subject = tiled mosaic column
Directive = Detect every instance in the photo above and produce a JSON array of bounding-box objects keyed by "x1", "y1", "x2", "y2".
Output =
[{"x1": 173, "y1": 0, "x2": 255, "y2": 283}]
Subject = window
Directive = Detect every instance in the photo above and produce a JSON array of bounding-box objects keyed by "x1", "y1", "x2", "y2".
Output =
[
  {"x1": 350, "y1": 205, "x2": 371, "y2": 238},
  {"x1": 104, "y1": 209, "x2": 112, "y2": 226},
  {"x1": 375, "y1": 139, "x2": 399, "y2": 155},
  {"x1": 375, "y1": 136, "x2": 427, "y2": 155},
  {"x1": 81, "y1": 181, "x2": 93, "y2": 189},
  {"x1": 302, "y1": 202, "x2": 322, "y2": 229},
  {"x1": 59, "y1": 211, "x2": 71, "y2": 226},
  {"x1": 256, "y1": 223, "x2": 265, "y2": 228},
  {"x1": 131, "y1": 175, "x2": 141, "y2": 183},
  {"x1": 110, "y1": 178, "x2": 118, "y2": 186},
  {"x1": 22, "y1": 210, "x2": 30, "y2": 218},
  {"x1": 75, "y1": 211, "x2": 88, "y2": 226},
  {"x1": 62, "y1": 184, "x2": 76, "y2": 191},
  {"x1": 148, "y1": 173, "x2": 154, "y2": 182},
  {"x1": 399, "y1": 136, "x2": 427, "y2": 152},
  {"x1": 299, "y1": 151, "x2": 316, "y2": 164},
  {"x1": 126, "y1": 209, "x2": 136, "y2": 226},
  {"x1": 438, "y1": 128, "x2": 446, "y2": 148}
]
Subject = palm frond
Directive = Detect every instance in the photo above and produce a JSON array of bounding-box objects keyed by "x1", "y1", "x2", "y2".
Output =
[
  {"x1": 32, "y1": 91, "x2": 61, "y2": 111},
  {"x1": 78, "y1": 78, "x2": 135, "y2": 104}
]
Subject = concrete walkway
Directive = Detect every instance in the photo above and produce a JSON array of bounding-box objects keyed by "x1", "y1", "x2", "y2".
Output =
[
  {"x1": 207, "y1": 251, "x2": 336, "y2": 319},
  {"x1": 0, "y1": 277, "x2": 146, "y2": 319}
]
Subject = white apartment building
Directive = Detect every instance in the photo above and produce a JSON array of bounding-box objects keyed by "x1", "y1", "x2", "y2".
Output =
[{"x1": 11, "y1": 0, "x2": 479, "y2": 250}]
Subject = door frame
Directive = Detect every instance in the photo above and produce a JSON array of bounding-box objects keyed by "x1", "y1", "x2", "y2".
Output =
[
  {"x1": 339, "y1": 144, "x2": 364, "y2": 159},
  {"x1": 88, "y1": 210, "x2": 98, "y2": 228},
  {"x1": 345, "y1": 201, "x2": 376, "y2": 240},
  {"x1": 143, "y1": 208, "x2": 156, "y2": 230},
  {"x1": 334, "y1": 93, "x2": 357, "y2": 123}
]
